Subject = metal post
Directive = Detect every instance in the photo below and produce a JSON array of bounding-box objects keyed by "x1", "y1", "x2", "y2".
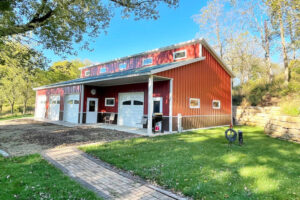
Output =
[
  {"x1": 177, "y1": 113, "x2": 182, "y2": 132},
  {"x1": 80, "y1": 84, "x2": 85, "y2": 124},
  {"x1": 169, "y1": 79, "x2": 173, "y2": 133},
  {"x1": 147, "y1": 75, "x2": 153, "y2": 135}
]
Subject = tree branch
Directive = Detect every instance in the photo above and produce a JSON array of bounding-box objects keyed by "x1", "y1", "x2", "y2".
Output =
[{"x1": 0, "y1": 1, "x2": 53, "y2": 37}]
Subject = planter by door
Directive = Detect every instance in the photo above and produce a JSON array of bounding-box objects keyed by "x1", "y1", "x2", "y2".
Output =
[{"x1": 86, "y1": 98, "x2": 98, "y2": 124}]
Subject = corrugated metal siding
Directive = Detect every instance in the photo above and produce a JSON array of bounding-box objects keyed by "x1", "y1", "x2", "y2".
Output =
[
  {"x1": 36, "y1": 85, "x2": 81, "y2": 118},
  {"x1": 155, "y1": 46, "x2": 231, "y2": 117},
  {"x1": 80, "y1": 44, "x2": 200, "y2": 78},
  {"x1": 83, "y1": 81, "x2": 169, "y2": 115}
]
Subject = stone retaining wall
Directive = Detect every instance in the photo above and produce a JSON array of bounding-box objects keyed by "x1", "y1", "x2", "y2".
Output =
[{"x1": 233, "y1": 106, "x2": 300, "y2": 143}]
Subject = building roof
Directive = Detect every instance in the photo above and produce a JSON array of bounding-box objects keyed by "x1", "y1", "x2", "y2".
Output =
[{"x1": 34, "y1": 57, "x2": 205, "y2": 90}]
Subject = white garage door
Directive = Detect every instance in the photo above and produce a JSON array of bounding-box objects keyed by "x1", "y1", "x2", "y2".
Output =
[
  {"x1": 35, "y1": 95, "x2": 46, "y2": 119},
  {"x1": 49, "y1": 95, "x2": 60, "y2": 121},
  {"x1": 118, "y1": 92, "x2": 144, "y2": 128},
  {"x1": 64, "y1": 94, "x2": 80, "y2": 124}
]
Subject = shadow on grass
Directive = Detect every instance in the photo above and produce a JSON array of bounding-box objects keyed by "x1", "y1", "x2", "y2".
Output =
[{"x1": 82, "y1": 126, "x2": 300, "y2": 200}]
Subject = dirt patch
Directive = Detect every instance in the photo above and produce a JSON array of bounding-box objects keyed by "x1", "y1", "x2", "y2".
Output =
[{"x1": 0, "y1": 118, "x2": 140, "y2": 156}]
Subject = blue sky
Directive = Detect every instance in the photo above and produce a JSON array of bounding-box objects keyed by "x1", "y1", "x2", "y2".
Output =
[
  {"x1": 42, "y1": 0, "x2": 281, "y2": 66},
  {"x1": 43, "y1": 1, "x2": 206, "y2": 65}
]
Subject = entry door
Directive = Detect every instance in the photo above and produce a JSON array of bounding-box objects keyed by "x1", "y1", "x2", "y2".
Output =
[
  {"x1": 36, "y1": 95, "x2": 46, "y2": 119},
  {"x1": 86, "y1": 98, "x2": 98, "y2": 124},
  {"x1": 49, "y1": 95, "x2": 60, "y2": 121},
  {"x1": 118, "y1": 92, "x2": 144, "y2": 128}
]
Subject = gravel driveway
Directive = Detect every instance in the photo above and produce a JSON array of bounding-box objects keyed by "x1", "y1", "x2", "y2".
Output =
[{"x1": 0, "y1": 118, "x2": 140, "y2": 156}]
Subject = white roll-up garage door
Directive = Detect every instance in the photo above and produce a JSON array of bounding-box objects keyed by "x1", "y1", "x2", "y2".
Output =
[
  {"x1": 35, "y1": 95, "x2": 46, "y2": 119},
  {"x1": 64, "y1": 94, "x2": 80, "y2": 124},
  {"x1": 118, "y1": 92, "x2": 144, "y2": 128},
  {"x1": 49, "y1": 95, "x2": 60, "y2": 121}
]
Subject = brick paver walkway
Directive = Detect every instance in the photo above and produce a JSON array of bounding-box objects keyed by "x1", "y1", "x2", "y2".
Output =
[{"x1": 43, "y1": 147, "x2": 186, "y2": 200}]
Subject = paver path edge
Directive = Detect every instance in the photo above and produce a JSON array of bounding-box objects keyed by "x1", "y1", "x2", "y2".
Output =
[{"x1": 42, "y1": 147, "x2": 187, "y2": 200}]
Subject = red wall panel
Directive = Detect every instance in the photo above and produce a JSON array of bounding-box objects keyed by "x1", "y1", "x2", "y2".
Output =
[
  {"x1": 83, "y1": 81, "x2": 170, "y2": 115},
  {"x1": 155, "y1": 46, "x2": 231, "y2": 116},
  {"x1": 81, "y1": 44, "x2": 200, "y2": 78}
]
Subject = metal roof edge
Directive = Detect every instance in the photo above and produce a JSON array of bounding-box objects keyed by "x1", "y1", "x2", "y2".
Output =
[
  {"x1": 199, "y1": 39, "x2": 235, "y2": 77},
  {"x1": 33, "y1": 72, "x2": 152, "y2": 90},
  {"x1": 150, "y1": 57, "x2": 206, "y2": 74},
  {"x1": 78, "y1": 38, "x2": 203, "y2": 70}
]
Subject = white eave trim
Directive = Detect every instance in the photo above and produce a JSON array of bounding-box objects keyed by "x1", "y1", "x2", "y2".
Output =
[{"x1": 150, "y1": 57, "x2": 205, "y2": 74}]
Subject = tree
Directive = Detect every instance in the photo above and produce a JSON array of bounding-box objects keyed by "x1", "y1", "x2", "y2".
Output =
[
  {"x1": 193, "y1": 0, "x2": 237, "y2": 58},
  {"x1": 0, "y1": 0, "x2": 178, "y2": 55},
  {"x1": 0, "y1": 40, "x2": 45, "y2": 114},
  {"x1": 266, "y1": 0, "x2": 300, "y2": 85},
  {"x1": 237, "y1": 0, "x2": 276, "y2": 83},
  {"x1": 225, "y1": 32, "x2": 266, "y2": 84},
  {"x1": 0, "y1": 66, "x2": 22, "y2": 114},
  {"x1": 35, "y1": 59, "x2": 90, "y2": 86}
]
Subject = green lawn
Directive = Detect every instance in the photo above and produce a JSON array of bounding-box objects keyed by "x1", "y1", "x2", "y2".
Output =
[
  {"x1": 0, "y1": 113, "x2": 33, "y2": 121},
  {"x1": 0, "y1": 154, "x2": 100, "y2": 199},
  {"x1": 81, "y1": 126, "x2": 300, "y2": 200}
]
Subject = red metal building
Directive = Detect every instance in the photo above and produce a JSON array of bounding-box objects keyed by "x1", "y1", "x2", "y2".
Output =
[{"x1": 34, "y1": 39, "x2": 234, "y2": 134}]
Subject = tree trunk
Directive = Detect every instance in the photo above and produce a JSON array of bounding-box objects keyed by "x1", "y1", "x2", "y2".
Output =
[
  {"x1": 10, "y1": 102, "x2": 14, "y2": 114},
  {"x1": 278, "y1": 5, "x2": 290, "y2": 86},
  {"x1": 216, "y1": 20, "x2": 223, "y2": 58},
  {"x1": 23, "y1": 101, "x2": 27, "y2": 115},
  {"x1": 264, "y1": 21, "x2": 273, "y2": 83}
]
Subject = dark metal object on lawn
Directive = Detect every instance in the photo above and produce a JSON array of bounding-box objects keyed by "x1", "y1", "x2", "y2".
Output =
[
  {"x1": 225, "y1": 128, "x2": 237, "y2": 143},
  {"x1": 238, "y1": 130, "x2": 243, "y2": 145}
]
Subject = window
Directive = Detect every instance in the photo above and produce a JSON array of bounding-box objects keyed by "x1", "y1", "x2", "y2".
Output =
[
  {"x1": 74, "y1": 100, "x2": 79, "y2": 104},
  {"x1": 56, "y1": 100, "x2": 60, "y2": 104},
  {"x1": 142, "y1": 57, "x2": 153, "y2": 66},
  {"x1": 212, "y1": 100, "x2": 221, "y2": 109},
  {"x1": 122, "y1": 100, "x2": 131, "y2": 105},
  {"x1": 189, "y1": 98, "x2": 200, "y2": 108},
  {"x1": 89, "y1": 100, "x2": 96, "y2": 111},
  {"x1": 100, "y1": 67, "x2": 106, "y2": 73},
  {"x1": 85, "y1": 70, "x2": 90, "y2": 77},
  {"x1": 134, "y1": 100, "x2": 143, "y2": 105},
  {"x1": 119, "y1": 63, "x2": 127, "y2": 71},
  {"x1": 173, "y1": 50, "x2": 187, "y2": 60},
  {"x1": 67, "y1": 100, "x2": 73, "y2": 104},
  {"x1": 153, "y1": 97, "x2": 163, "y2": 113},
  {"x1": 105, "y1": 98, "x2": 115, "y2": 107}
]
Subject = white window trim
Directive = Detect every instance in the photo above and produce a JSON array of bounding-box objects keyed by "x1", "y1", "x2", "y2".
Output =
[
  {"x1": 119, "y1": 63, "x2": 127, "y2": 71},
  {"x1": 189, "y1": 98, "x2": 200, "y2": 109},
  {"x1": 212, "y1": 100, "x2": 221, "y2": 109},
  {"x1": 153, "y1": 97, "x2": 163, "y2": 113},
  {"x1": 85, "y1": 70, "x2": 90, "y2": 77},
  {"x1": 105, "y1": 98, "x2": 115, "y2": 107},
  {"x1": 142, "y1": 57, "x2": 153, "y2": 66},
  {"x1": 173, "y1": 49, "x2": 187, "y2": 61},
  {"x1": 100, "y1": 67, "x2": 106, "y2": 73}
]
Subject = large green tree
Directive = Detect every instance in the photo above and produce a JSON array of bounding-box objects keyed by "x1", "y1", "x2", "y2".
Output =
[
  {"x1": 0, "y1": 0, "x2": 178, "y2": 55},
  {"x1": 0, "y1": 40, "x2": 45, "y2": 114},
  {"x1": 36, "y1": 59, "x2": 90, "y2": 85}
]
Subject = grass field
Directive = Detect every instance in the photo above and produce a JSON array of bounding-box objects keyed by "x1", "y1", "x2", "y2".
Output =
[
  {"x1": 0, "y1": 113, "x2": 33, "y2": 121},
  {"x1": 0, "y1": 154, "x2": 100, "y2": 199},
  {"x1": 81, "y1": 126, "x2": 300, "y2": 200}
]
